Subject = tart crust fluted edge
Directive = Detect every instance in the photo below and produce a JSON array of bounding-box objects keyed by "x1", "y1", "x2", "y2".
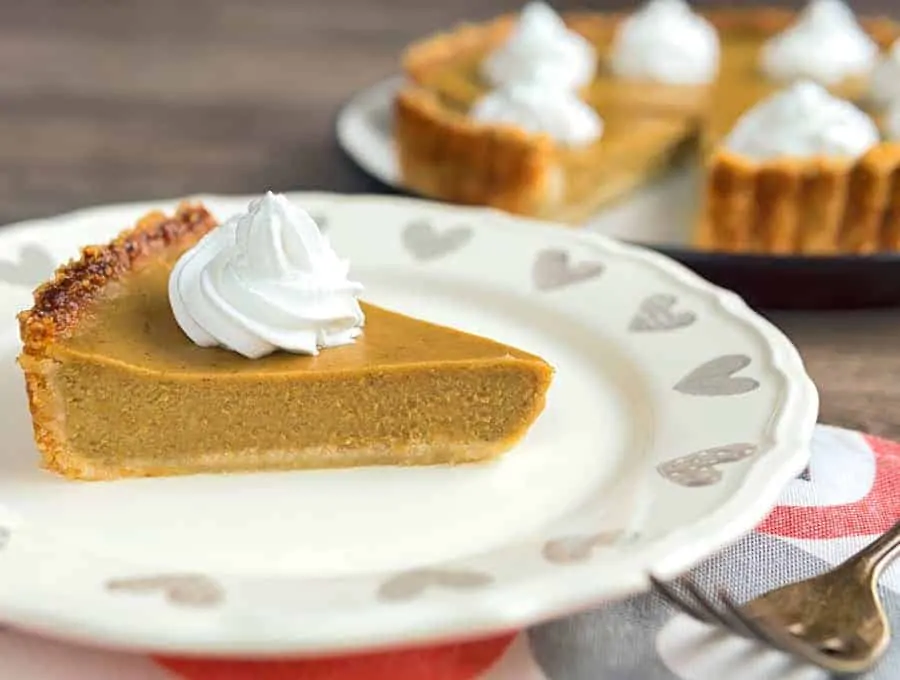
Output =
[{"x1": 697, "y1": 146, "x2": 900, "y2": 254}]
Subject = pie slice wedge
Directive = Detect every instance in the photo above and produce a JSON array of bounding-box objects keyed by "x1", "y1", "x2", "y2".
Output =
[{"x1": 18, "y1": 204, "x2": 554, "y2": 481}]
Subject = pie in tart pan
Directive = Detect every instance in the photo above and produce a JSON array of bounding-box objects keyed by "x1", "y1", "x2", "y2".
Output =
[{"x1": 395, "y1": 2, "x2": 900, "y2": 257}]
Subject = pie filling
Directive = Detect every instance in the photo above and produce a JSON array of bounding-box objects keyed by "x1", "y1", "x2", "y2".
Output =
[{"x1": 46, "y1": 358, "x2": 548, "y2": 475}]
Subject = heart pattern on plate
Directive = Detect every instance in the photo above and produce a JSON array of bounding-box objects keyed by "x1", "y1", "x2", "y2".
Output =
[
  {"x1": 629, "y1": 294, "x2": 696, "y2": 332},
  {"x1": 542, "y1": 531, "x2": 624, "y2": 564},
  {"x1": 674, "y1": 355, "x2": 760, "y2": 396},
  {"x1": 106, "y1": 574, "x2": 224, "y2": 608},
  {"x1": 378, "y1": 568, "x2": 493, "y2": 602},
  {"x1": 402, "y1": 220, "x2": 473, "y2": 261},
  {"x1": 657, "y1": 443, "x2": 758, "y2": 487},
  {"x1": 0, "y1": 244, "x2": 56, "y2": 287},
  {"x1": 533, "y1": 249, "x2": 604, "y2": 291}
]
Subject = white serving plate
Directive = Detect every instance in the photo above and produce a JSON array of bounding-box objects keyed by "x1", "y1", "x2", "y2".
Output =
[{"x1": 0, "y1": 192, "x2": 817, "y2": 656}]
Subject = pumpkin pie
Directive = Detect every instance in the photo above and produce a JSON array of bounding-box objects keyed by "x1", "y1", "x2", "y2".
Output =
[
  {"x1": 17, "y1": 203, "x2": 553, "y2": 481},
  {"x1": 396, "y1": 2, "x2": 900, "y2": 254}
]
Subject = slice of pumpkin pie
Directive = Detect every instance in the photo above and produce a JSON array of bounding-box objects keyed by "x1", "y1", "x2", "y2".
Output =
[{"x1": 18, "y1": 193, "x2": 553, "y2": 480}]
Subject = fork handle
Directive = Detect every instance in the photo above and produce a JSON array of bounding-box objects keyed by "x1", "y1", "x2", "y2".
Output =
[{"x1": 848, "y1": 518, "x2": 900, "y2": 579}]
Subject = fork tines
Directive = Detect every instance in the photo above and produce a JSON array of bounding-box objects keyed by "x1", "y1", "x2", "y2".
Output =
[{"x1": 647, "y1": 574, "x2": 818, "y2": 662}]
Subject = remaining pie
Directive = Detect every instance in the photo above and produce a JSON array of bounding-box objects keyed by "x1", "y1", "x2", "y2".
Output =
[
  {"x1": 395, "y1": 2, "x2": 900, "y2": 254},
  {"x1": 17, "y1": 203, "x2": 554, "y2": 480}
]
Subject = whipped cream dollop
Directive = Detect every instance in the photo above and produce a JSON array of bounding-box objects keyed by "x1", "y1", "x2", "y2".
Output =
[
  {"x1": 169, "y1": 192, "x2": 364, "y2": 359},
  {"x1": 471, "y1": 81, "x2": 603, "y2": 146},
  {"x1": 725, "y1": 81, "x2": 880, "y2": 161},
  {"x1": 870, "y1": 39, "x2": 900, "y2": 108},
  {"x1": 482, "y1": 2, "x2": 596, "y2": 91},
  {"x1": 760, "y1": 0, "x2": 878, "y2": 86},
  {"x1": 609, "y1": 0, "x2": 720, "y2": 85}
]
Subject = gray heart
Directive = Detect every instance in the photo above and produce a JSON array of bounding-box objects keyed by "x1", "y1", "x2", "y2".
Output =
[
  {"x1": 310, "y1": 213, "x2": 328, "y2": 232},
  {"x1": 402, "y1": 220, "x2": 473, "y2": 261},
  {"x1": 657, "y1": 443, "x2": 758, "y2": 487},
  {"x1": 674, "y1": 355, "x2": 759, "y2": 396},
  {"x1": 533, "y1": 249, "x2": 604, "y2": 291},
  {"x1": 543, "y1": 530, "x2": 624, "y2": 564},
  {"x1": 0, "y1": 527, "x2": 9, "y2": 550},
  {"x1": 629, "y1": 294, "x2": 696, "y2": 332},
  {"x1": 106, "y1": 573, "x2": 224, "y2": 608},
  {"x1": 377, "y1": 568, "x2": 493, "y2": 602},
  {"x1": 0, "y1": 244, "x2": 56, "y2": 287}
]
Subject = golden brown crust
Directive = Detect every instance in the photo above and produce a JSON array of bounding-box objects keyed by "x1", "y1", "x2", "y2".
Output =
[
  {"x1": 395, "y1": 87, "x2": 554, "y2": 216},
  {"x1": 18, "y1": 203, "x2": 218, "y2": 357},
  {"x1": 698, "y1": 146, "x2": 900, "y2": 254}
]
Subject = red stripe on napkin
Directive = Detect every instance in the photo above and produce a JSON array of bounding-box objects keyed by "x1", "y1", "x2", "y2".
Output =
[{"x1": 758, "y1": 434, "x2": 900, "y2": 540}]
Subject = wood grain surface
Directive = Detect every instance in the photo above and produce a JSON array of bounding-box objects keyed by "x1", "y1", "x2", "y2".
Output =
[{"x1": 4, "y1": 0, "x2": 900, "y2": 438}]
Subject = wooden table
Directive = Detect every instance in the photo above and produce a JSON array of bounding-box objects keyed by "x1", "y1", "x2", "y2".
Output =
[{"x1": 4, "y1": 0, "x2": 900, "y2": 437}]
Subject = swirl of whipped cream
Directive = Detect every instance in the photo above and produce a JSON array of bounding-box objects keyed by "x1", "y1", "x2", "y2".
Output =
[
  {"x1": 760, "y1": 0, "x2": 878, "y2": 86},
  {"x1": 725, "y1": 81, "x2": 880, "y2": 161},
  {"x1": 168, "y1": 192, "x2": 364, "y2": 359},
  {"x1": 870, "y1": 39, "x2": 900, "y2": 108},
  {"x1": 482, "y1": 1, "x2": 596, "y2": 91},
  {"x1": 471, "y1": 81, "x2": 603, "y2": 146},
  {"x1": 609, "y1": 0, "x2": 720, "y2": 85}
]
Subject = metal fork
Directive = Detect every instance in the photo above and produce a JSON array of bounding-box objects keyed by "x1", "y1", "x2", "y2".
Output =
[{"x1": 649, "y1": 518, "x2": 900, "y2": 675}]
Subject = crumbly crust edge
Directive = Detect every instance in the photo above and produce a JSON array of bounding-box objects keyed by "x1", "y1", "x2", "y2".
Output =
[{"x1": 18, "y1": 203, "x2": 219, "y2": 358}]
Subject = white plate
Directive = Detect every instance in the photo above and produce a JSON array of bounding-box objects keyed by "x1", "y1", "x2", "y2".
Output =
[
  {"x1": 0, "y1": 192, "x2": 817, "y2": 657},
  {"x1": 336, "y1": 77, "x2": 700, "y2": 247}
]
